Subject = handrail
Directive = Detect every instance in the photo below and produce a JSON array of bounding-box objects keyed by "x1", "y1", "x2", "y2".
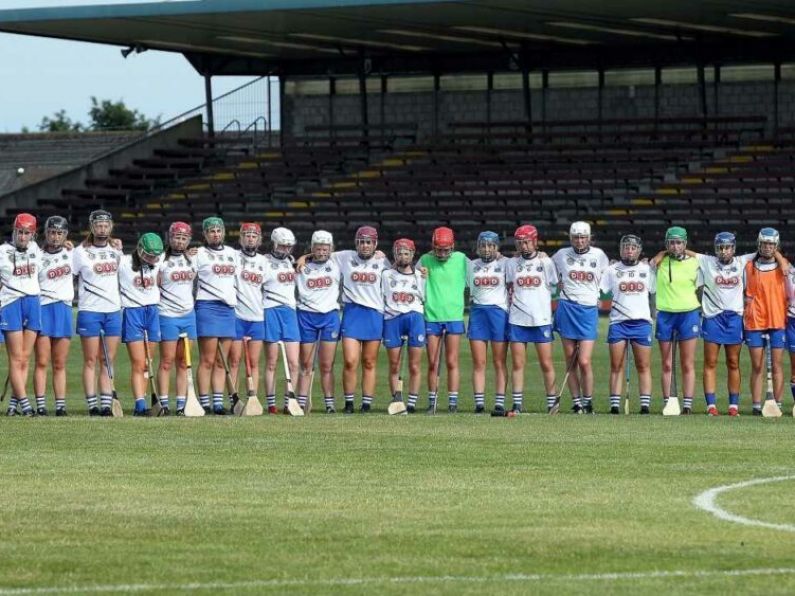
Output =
[{"x1": 220, "y1": 119, "x2": 242, "y2": 134}]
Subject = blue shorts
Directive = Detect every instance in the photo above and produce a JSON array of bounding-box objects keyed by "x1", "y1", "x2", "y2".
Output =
[
  {"x1": 76, "y1": 310, "x2": 122, "y2": 338},
  {"x1": 607, "y1": 320, "x2": 653, "y2": 347},
  {"x1": 468, "y1": 305, "x2": 508, "y2": 342},
  {"x1": 40, "y1": 302, "x2": 72, "y2": 338},
  {"x1": 745, "y1": 329, "x2": 786, "y2": 349},
  {"x1": 341, "y1": 302, "x2": 384, "y2": 341},
  {"x1": 0, "y1": 295, "x2": 41, "y2": 333},
  {"x1": 509, "y1": 323, "x2": 554, "y2": 344},
  {"x1": 383, "y1": 312, "x2": 426, "y2": 349},
  {"x1": 264, "y1": 306, "x2": 300, "y2": 343},
  {"x1": 426, "y1": 320, "x2": 466, "y2": 336},
  {"x1": 655, "y1": 309, "x2": 701, "y2": 341},
  {"x1": 787, "y1": 318, "x2": 795, "y2": 353},
  {"x1": 236, "y1": 318, "x2": 265, "y2": 341},
  {"x1": 122, "y1": 305, "x2": 161, "y2": 343},
  {"x1": 554, "y1": 299, "x2": 598, "y2": 341},
  {"x1": 702, "y1": 311, "x2": 744, "y2": 346},
  {"x1": 159, "y1": 312, "x2": 197, "y2": 342},
  {"x1": 196, "y1": 300, "x2": 236, "y2": 338},
  {"x1": 298, "y1": 309, "x2": 341, "y2": 343}
]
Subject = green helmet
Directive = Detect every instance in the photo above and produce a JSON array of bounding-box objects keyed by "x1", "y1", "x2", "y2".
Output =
[
  {"x1": 203, "y1": 216, "x2": 224, "y2": 232},
  {"x1": 137, "y1": 232, "x2": 164, "y2": 258},
  {"x1": 665, "y1": 226, "x2": 687, "y2": 242}
]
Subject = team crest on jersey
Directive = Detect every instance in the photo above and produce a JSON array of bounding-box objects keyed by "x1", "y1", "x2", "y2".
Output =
[
  {"x1": 590, "y1": 260, "x2": 597, "y2": 268},
  {"x1": 412, "y1": 284, "x2": 417, "y2": 290},
  {"x1": 640, "y1": 272, "x2": 647, "y2": 278},
  {"x1": 390, "y1": 280, "x2": 397, "y2": 288},
  {"x1": 371, "y1": 263, "x2": 378, "y2": 269},
  {"x1": 474, "y1": 265, "x2": 481, "y2": 272},
  {"x1": 325, "y1": 266, "x2": 331, "y2": 272},
  {"x1": 536, "y1": 266, "x2": 542, "y2": 272},
  {"x1": 616, "y1": 270, "x2": 624, "y2": 278},
  {"x1": 567, "y1": 258, "x2": 574, "y2": 265}
]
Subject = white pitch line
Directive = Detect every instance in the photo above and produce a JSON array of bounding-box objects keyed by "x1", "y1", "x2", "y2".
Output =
[
  {"x1": 2, "y1": 567, "x2": 795, "y2": 594},
  {"x1": 692, "y1": 475, "x2": 795, "y2": 532}
]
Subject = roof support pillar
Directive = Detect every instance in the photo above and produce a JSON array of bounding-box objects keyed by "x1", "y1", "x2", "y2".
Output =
[
  {"x1": 267, "y1": 76, "x2": 273, "y2": 147},
  {"x1": 597, "y1": 68, "x2": 605, "y2": 130},
  {"x1": 521, "y1": 65, "x2": 532, "y2": 132},
  {"x1": 698, "y1": 63, "x2": 708, "y2": 124},
  {"x1": 774, "y1": 62, "x2": 781, "y2": 135},
  {"x1": 541, "y1": 70, "x2": 549, "y2": 132},
  {"x1": 654, "y1": 66, "x2": 662, "y2": 127},
  {"x1": 358, "y1": 57, "x2": 369, "y2": 139},
  {"x1": 380, "y1": 74, "x2": 387, "y2": 143},
  {"x1": 486, "y1": 71, "x2": 493, "y2": 129},
  {"x1": 204, "y1": 73, "x2": 215, "y2": 137},
  {"x1": 433, "y1": 72, "x2": 440, "y2": 137},
  {"x1": 328, "y1": 76, "x2": 336, "y2": 140},
  {"x1": 713, "y1": 65, "x2": 721, "y2": 116},
  {"x1": 279, "y1": 75, "x2": 286, "y2": 146}
]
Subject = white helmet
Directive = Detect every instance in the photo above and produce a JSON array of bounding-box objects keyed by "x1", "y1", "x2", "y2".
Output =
[
  {"x1": 569, "y1": 221, "x2": 591, "y2": 237},
  {"x1": 311, "y1": 230, "x2": 333, "y2": 246},
  {"x1": 271, "y1": 227, "x2": 295, "y2": 246}
]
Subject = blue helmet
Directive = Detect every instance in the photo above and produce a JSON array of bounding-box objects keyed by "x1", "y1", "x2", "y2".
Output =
[
  {"x1": 477, "y1": 231, "x2": 499, "y2": 246},
  {"x1": 758, "y1": 227, "x2": 780, "y2": 247},
  {"x1": 714, "y1": 232, "x2": 736, "y2": 248}
]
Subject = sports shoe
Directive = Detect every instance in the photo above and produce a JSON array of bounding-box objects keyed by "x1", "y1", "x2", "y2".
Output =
[
  {"x1": 175, "y1": 408, "x2": 185, "y2": 416},
  {"x1": 426, "y1": 402, "x2": 437, "y2": 415},
  {"x1": 325, "y1": 405, "x2": 336, "y2": 414},
  {"x1": 475, "y1": 404, "x2": 485, "y2": 414},
  {"x1": 282, "y1": 405, "x2": 290, "y2": 415},
  {"x1": 448, "y1": 404, "x2": 458, "y2": 413},
  {"x1": 728, "y1": 408, "x2": 740, "y2": 417},
  {"x1": 511, "y1": 404, "x2": 523, "y2": 414},
  {"x1": 707, "y1": 406, "x2": 719, "y2": 417},
  {"x1": 610, "y1": 406, "x2": 620, "y2": 415},
  {"x1": 491, "y1": 405, "x2": 506, "y2": 417},
  {"x1": 88, "y1": 407, "x2": 100, "y2": 417},
  {"x1": 267, "y1": 405, "x2": 278, "y2": 415},
  {"x1": 161, "y1": 407, "x2": 171, "y2": 416},
  {"x1": 213, "y1": 407, "x2": 227, "y2": 415},
  {"x1": 55, "y1": 409, "x2": 67, "y2": 417},
  {"x1": 583, "y1": 402, "x2": 594, "y2": 415},
  {"x1": 682, "y1": 407, "x2": 692, "y2": 415},
  {"x1": 406, "y1": 404, "x2": 416, "y2": 414},
  {"x1": 36, "y1": 407, "x2": 48, "y2": 417},
  {"x1": 100, "y1": 407, "x2": 113, "y2": 417},
  {"x1": 132, "y1": 409, "x2": 150, "y2": 417},
  {"x1": 640, "y1": 405, "x2": 650, "y2": 415},
  {"x1": 343, "y1": 401, "x2": 354, "y2": 414},
  {"x1": 203, "y1": 406, "x2": 212, "y2": 415},
  {"x1": 21, "y1": 409, "x2": 34, "y2": 417},
  {"x1": 360, "y1": 402, "x2": 371, "y2": 413},
  {"x1": 6, "y1": 407, "x2": 16, "y2": 417},
  {"x1": 752, "y1": 408, "x2": 762, "y2": 416},
  {"x1": 571, "y1": 404, "x2": 583, "y2": 414}
]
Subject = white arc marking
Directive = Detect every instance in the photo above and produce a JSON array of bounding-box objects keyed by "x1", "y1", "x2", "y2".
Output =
[{"x1": 693, "y1": 475, "x2": 795, "y2": 532}]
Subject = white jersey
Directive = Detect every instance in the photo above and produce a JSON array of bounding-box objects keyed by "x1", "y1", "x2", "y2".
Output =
[
  {"x1": 0, "y1": 241, "x2": 42, "y2": 306},
  {"x1": 263, "y1": 254, "x2": 297, "y2": 309},
  {"x1": 118, "y1": 254, "x2": 160, "y2": 308},
  {"x1": 39, "y1": 248, "x2": 74, "y2": 306},
  {"x1": 73, "y1": 243, "x2": 122, "y2": 313},
  {"x1": 296, "y1": 258, "x2": 342, "y2": 314},
  {"x1": 552, "y1": 247, "x2": 610, "y2": 307},
  {"x1": 697, "y1": 254, "x2": 750, "y2": 318},
  {"x1": 158, "y1": 252, "x2": 197, "y2": 318},
  {"x1": 467, "y1": 258, "x2": 508, "y2": 310},
  {"x1": 382, "y1": 268, "x2": 425, "y2": 319},
  {"x1": 235, "y1": 251, "x2": 267, "y2": 321},
  {"x1": 334, "y1": 250, "x2": 390, "y2": 313},
  {"x1": 599, "y1": 262, "x2": 655, "y2": 323},
  {"x1": 505, "y1": 254, "x2": 558, "y2": 327},
  {"x1": 786, "y1": 267, "x2": 795, "y2": 318},
  {"x1": 195, "y1": 245, "x2": 237, "y2": 307}
]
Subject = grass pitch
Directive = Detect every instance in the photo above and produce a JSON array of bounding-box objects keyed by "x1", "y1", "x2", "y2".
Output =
[{"x1": 2, "y1": 318, "x2": 795, "y2": 594}]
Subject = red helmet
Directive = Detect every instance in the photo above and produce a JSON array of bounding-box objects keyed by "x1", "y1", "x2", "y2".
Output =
[
  {"x1": 168, "y1": 221, "x2": 192, "y2": 238},
  {"x1": 432, "y1": 226, "x2": 454, "y2": 249},
  {"x1": 514, "y1": 225, "x2": 538, "y2": 242},
  {"x1": 393, "y1": 238, "x2": 416, "y2": 254},
  {"x1": 14, "y1": 213, "x2": 36, "y2": 232},
  {"x1": 355, "y1": 226, "x2": 378, "y2": 242},
  {"x1": 240, "y1": 222, "x2": 262, "y2": 236}
]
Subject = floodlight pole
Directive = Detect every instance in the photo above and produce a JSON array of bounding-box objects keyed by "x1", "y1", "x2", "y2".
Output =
[
  {"x1": 204, "y1": 73, "x2": 215, "y2": 137},
  {"x1": 774, "y1": 62, "x2": 781, "y2": 135},
  {"x1": 697, "y1": 63, "x2": 708, "y2": 124},
  {"x1": 653, "y1": 66, "x2": 661, "y2": 128},
  {"x1": 486, "y1": 71, "x2": 493, "y2": 130},
  {"x1": 597, "y1": 67, "x2": 605, "y2": 132},
  {"x1": 713, "y1": 65, "x2": 721, "y2": 116},
  {"x1": 358, "y1": 54, "x2": 369, "y2": 140}
]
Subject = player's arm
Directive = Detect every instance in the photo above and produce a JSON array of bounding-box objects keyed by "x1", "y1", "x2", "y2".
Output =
[
  {"x1": 774, "y1": 250, "x2": 791, "y2": 272},
  {"x1": 649, "y1": 250, "x2": 667, "y2": 269}
]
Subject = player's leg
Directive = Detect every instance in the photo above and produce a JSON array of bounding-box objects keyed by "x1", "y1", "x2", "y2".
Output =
[
  {"x1": 658, "y1": 340, "x2": 673, "y2": 403},
  {"x1": 126, "y1": 340, "x2": 149, "y2": 416},
  {"x1": 491, "y1": 340, "x2": 508, "y2": 412},
  {"x1": 725, "y1": 343, "x2": 741, "y2": 415},
  {"x1": 212, "y1": 337, "x2": 233, "y2": 413},
  {"x1": 608, "y1": 340, "x2": 625, "y2": 413},
  {"x1": 508, "y1": 341, "x2": 525, "y2": 415},
  {"x1": 33, "y1": 335, "x2": 52, "y2": 414},
  {"x1": 198, "y1": 336, "x2": 218, "y2": 412},
  {"x1": 773, "y1": 345, "x2": 786, "y2": 404},
  {"x1": 561, "y1": 337, "x2": 583, "y2": 412},
  {"x1": 535, "y1": 340, "x2": 557, "y2": 413},
  {"x1": 678, "y1": 337, "x2": 698, "y2": 413},
  {"x1": 342, "y1": 337, "x2": 361, "y2": 413},
  {"x1": 228, "y1": 339, "x2": 243, "y2": 390},
  {"x1": 80, "y1": 334, "x2": 101, "y2": 415},
  {"x1": 576, "y1": 339, "x2": 596, "y2": 413},
  {"x1": 98, "y1": 325, "x2": 121, "y2": 415},
  {"x1": 632, "y1": 342, "x2": 652, "y2": 413},
  {"x1": 425, "y1": 330, "x2": 441, "y2": 409},
  {"x1": 157, "y1": 339, "x2": 178, "y2": 410},
  {"x1": 748, "y1": 345, "x2": 765, "y2": 413},
  {"x1": 319, "y1": 341, "x2": 337, "y2": 412},
  {"x1": 5, "y1": 330, "x2": 35, "y2": 416},
  {"x1": 703, "y1": 341, "x2": 720, "y2": 415},
  {"x1": 470, "y1": 339, "x2": 488, "y2": 411},
  {"x1": 360, "y1": 339, "x2": 380, "y2": 412}
]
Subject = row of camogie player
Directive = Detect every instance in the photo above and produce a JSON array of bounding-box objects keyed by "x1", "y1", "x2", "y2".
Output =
[{"x1": 0, "y1": 209, "x2": 791, "y2": 417}]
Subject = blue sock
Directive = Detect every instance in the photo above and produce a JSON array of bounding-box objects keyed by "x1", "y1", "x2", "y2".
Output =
[
  {"x1": 729, "y1": 393, "x2": 740, "y2": 406},
  {"x1": 705, "y1": 392, "x2": 716, "y2": 406},
  {"x1": 134, "y1": 398, "x2": 146, "y2": 413}
]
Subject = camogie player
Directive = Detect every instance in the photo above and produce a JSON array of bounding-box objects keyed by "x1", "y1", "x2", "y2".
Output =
[
  {"x1": 0, "y1": 213, "x2": 43, "y2": 417},
  {"x1": 382, "y1": 238, "x2": 425, "y2": 413},
  {"x1": 419, "y1": 227, "x2": 468, "y2": 413},
  {"x1": 551, "y1": 221, "x2": 609, "y2": 413},
  {"x1": 34, "y1": 216, "x2": 73, "y2": 416},
  {"x1": 688, "y1": 233, "x2": 748, "y2": 416},
  {"x1": 650, "y1": 227, "x2": 700, "y2": 414},
  {"x1": 195, "y1": 217, "x2": 238, "y2": 415},
  {"x1": 262, "y1": 227, "x2": 300, "y2": 413},
  {"x1": 743, "y1": 228, "x2": 789, "y2": 414},
  {"x1": 227, "y1": 223, "x2": 267, "y2": 409},
  {"x1": 467, "y1": 231, "x2": 509, "y2": 414},
  {"x1": 505, "y1": 225, "x2": 559, "y2": 414},
  {"x1": 73, "y1": 210, "x2": 123, "y2": 416},
  {"x1": 295, "y1": 230, "x2": 342, "y2": 414},
  {"x1": 119, "y1": 233, "x2": 164, "y2": 416},
  {"x1": 599, "y1": 235, "x2": 655, "y2": 415},
  {"x1": 156, "y1": 222, "x2": 198, "y2": 415}
]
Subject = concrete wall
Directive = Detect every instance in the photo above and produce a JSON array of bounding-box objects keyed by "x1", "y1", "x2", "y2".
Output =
[
  {"x1": 283, "y1": 80, "x2": 795, "y2": 138},
  {"x1": 0, "y1": 116, "x2": 203, "y2": 214}
]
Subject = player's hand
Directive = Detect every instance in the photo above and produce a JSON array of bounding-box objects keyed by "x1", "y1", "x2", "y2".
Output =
[
  {"x1": 295, "y1": 254, "x2": 309, "y2": 273},
  {"x1": 110, "y1": 238, "x2": 123, "y2": 251},
  {"x1": 187, "y1": 247, "x2": 198, "y2": 257},
  {"x1": 419, "y1": 266, "x2": 428, "y2": 278},
  {"x1": 64, "y1": 240, "x2": 74, "y2": 250},
  {"x1": 375, "y1": 250, "x2": 386, "y2": 259},
  {"x1": 538, "y1": 251, "x2": 549, "y2": 259}
]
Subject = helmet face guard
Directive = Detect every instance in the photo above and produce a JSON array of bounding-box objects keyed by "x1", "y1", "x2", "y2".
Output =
[
  {"x1": 477, "y1": 231, "x2": 499, "y2": 262},
  {"x1": 239, "y1": 223, "x2": 262, "y2": 253},
  {"x1": 13, "y1": 213, "x2": 37, "y2": 249},
  {"x1": 355, "y1": 226, "x2": 378, "y2": 259},
  {"x1": 757, "y1": 227, "x2": 780, "y2": 259},
  {"x1": 514, "y1": 225, "x2": 538, "y2": 258},
  {"x1": 168, "y1": 222, "x2": 192, "y2": 252},
  {"x1": 569, "y1": 221, "x2": 591, "y2": 254},
  {"x1": 619, "y1": 235, "x2": 642, "y2": 266},
  {"x1": 713, "y1": 232, "x2": 736, "y2": 264},
  {"x1": 311, "y1": 230, "x2": 333, "y2": 263},
  {"x1": 89, "y1": 210, "x2": 112, "y2": 241},
  {"x1": 432, "y1": 227, "x2": 454, "y2": 261},
  {"x1": 392, "y1": 238, "x2": 416, "y2": 267},
  {"x1": 137, "y1": 233, "x2": 164, "y2": 266},
  {"x1": 202, "y1": 217, "x2": 225, "y2": 247}
]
